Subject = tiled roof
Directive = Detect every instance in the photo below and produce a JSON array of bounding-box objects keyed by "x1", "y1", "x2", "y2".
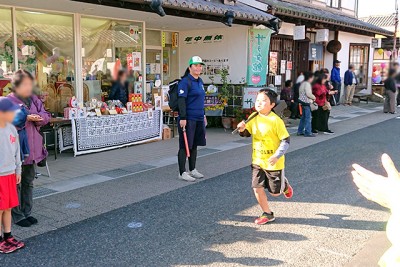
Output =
[
  {"x1": 126, "y1": 0, "x2": 276, "y2": 23},
  {"x1": 359, "y1": 14, "x2": 396, "y2": 28},
  {"x1": 257, "y1": 0, "x2": 393, "y2": 36}
]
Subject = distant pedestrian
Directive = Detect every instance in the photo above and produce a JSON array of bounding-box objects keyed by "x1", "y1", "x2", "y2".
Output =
[
  {"x1": 331, "y1": 60, "x2": 341, "y2": 105},
  {"x1": 344, "y1": 65, "x2": 357, "y2": 105},
  {"x1": 237, "y1": 88, "x2": 293, "y2": 225},
  {"x1": 0, "y1": 97, "x2": 25, "y2": 253},
  {"x1": 8, "y1": 70, "x2": 50, "y2": 227},
  {"x1": 384, "y1": 68, "x2": 397, "y2": 114},
  {"x1": 312, "y1": 72, "x2": 335, "y2": 135},
  {"x1": 177, "y1": 56, "x2": 207, "y2": 182},
  {"x1": 297, "y1": 71, "x2": 316, "y2": 137},
  {"x1": 280, "y1": 80, "x2": 297, "y2": 119}
]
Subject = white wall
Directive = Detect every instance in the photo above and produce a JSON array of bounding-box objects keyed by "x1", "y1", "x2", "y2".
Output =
[
  {"x1": 324, "y1": 31, "x2": 373, "y2": 94},
  {"x1": 179, "y1": 26, "x2": 248, "y2": 84}
]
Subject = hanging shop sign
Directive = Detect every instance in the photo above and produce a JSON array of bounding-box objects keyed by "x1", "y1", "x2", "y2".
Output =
[
  {"x1": 127, "y1": 53, "x2": 133, "y2": 71},
  {"x1": 247, "y1": 28, "x2": 273, "y2": 86},
  {"x1": 172, "y1": 32, "x2": 179, "y2": 48},
  {"x1": 309, "y1": 44, "x2": 324, "y2": 61},
  {"x1": 129, "y1": 25, "x2": 140, "y2": 41},
  {"x1": 316, "y1": 29, "x2": 329, "y2": 43},
  {"x1": 371, "y1": 38, "x2": 381, "y2": 48},
  {"x1": 162, "y1": 32, "x2": 166, "y2": 48},
  {"x1": 293, "y1": 25, "x2": 305, "y2": 40},
  {"x1": 132, "y1": 52, "x2": 142, "y2": 71}
]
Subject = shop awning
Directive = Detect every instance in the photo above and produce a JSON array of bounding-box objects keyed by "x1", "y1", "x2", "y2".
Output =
[
  {"x1": 72, "y1": 0, "x2": 277, "y2": 26},
  {"x1": 256, "y1": 0, "x2": 393, "y2": 37}
]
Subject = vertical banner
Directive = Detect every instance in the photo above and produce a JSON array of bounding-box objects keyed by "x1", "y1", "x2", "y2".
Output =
[
  {"x1": 172, "y1": 32, "x2": 179, "y2": 48},
  {"x1": 247, "y1": 28, "x2": 273, "y2": 86},
  {"x1": 127, "y1": 53, "x2": 133, "y2": 71}
]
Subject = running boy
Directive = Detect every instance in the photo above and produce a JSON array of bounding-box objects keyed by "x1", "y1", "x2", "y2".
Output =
[
  {"x1": 0, "y1": 97, "x2": 24, "y2": 253},
  {"x1": 238, "y1": 88, "x2": 293, "y2": 225}
]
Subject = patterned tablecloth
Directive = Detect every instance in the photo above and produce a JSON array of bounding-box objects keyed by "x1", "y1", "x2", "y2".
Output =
[{"x1": 59, "y1": 111, "x2": 162, "y2": 156}]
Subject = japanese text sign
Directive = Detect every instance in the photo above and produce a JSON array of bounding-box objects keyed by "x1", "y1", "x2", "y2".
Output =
[{"x1": 247, "y1": 28, "x2": 273, "y2": 87}]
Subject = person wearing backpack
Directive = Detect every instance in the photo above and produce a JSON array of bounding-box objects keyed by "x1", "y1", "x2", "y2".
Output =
[{"x1": 176, "y1": 56, "x2": 207, "y2": 182}]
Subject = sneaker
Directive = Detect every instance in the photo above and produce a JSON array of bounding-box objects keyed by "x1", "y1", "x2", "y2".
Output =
[
  {"x1": 5, "y1": 237, "x2": 25, "y2": 249},
  {"x1": 179, "y1": 172, "x2": 196, "y2": 182},
  {"x1": 255, "y1": 212, "x2": 275, "y2": 225},
  {"x1": 284, "y1": 183, "x2": 294, "y2": 199},
  {"x1": 396, "y1": 116, "x2": 400, "y2": 119},
  {"x1": 312, "y1": 130, "x2": 318, "y2": 134},
  {"x1": 189, "y1": 169, "x2": 204, "y2": 179},
  {"x1": 323, "y1": 130, "x2": 335, "y2": 135},
  {"x1": 296, "y1": 132, "x2": 304, "y2": 136},
  {"x1": 0, "y1": 240, "x2": 17, "y2": 254}
]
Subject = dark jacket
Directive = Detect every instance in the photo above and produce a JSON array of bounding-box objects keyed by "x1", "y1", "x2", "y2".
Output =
[
  {"x1": 109, "y1": 81, "x2": 128, "y2": 105},
  {"x1": 384, "y1": 77, "x2": 397, "y2": 93},
  {"x1": 344, "y1": 70, "x2": 357, "y2": 86},
  {"x1": 293, "y1": 83, "x2": 301, "y2": 102},
  {"x1": 280, "y1": 87, "x2": 293, "y2": 104},
  {"x1": 331, "y1": 67, "x2": 341, "y2": 83}
]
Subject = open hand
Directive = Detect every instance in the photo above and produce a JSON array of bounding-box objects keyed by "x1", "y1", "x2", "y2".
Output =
[
  {"x1": 27, "y1": 114, "x2": 43, "y2": 122},
  {"x1": 268, "y1": 156, "x2": 279, "y2": 166},
  {"x1": 352, "y1": 154, "x2": 400, "y2": 210}
]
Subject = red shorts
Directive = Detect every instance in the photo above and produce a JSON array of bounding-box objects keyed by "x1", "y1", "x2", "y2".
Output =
[{"x1": 0, "y1": 174, "x2": 19, "y2": 210}]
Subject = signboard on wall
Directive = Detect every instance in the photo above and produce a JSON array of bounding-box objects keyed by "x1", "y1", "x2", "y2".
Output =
[
  {"x1": 247, "y1": 28, "x2": 273, "y2": 86},
  {"x1": 179, "y1": 27, "x2": 248, "y2": 84},
  {"x1": 242, "y1": 87, "x2": 260, "y2": 108},
  {"x1": 371, "y1": 38, "x2": 381, "y2": 48},
  {"x1": 293, "y1": 25, "x2": 305, "y2": 40},
  {"x1": 316, "y1": 29, "x2": 329, "y2": 43},
  {"x1": 309, "y1": 44, "x2": 323, "y2": 61}
]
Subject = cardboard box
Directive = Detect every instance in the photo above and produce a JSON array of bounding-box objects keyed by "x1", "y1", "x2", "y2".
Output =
[{"x1": 163, "y1": 127, "x2": 171, "y2": 140}]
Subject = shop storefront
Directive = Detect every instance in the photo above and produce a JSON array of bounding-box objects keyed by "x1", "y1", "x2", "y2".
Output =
[{"x1": 0, "y1": 0, "x2": 277, "y2": 155}]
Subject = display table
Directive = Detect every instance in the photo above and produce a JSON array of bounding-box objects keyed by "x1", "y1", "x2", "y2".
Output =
[{"x1": 62, "y1": 110, "x2": 162, "y2": 156}]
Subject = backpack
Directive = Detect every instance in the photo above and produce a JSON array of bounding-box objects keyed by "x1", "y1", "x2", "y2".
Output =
[{"x1": 168, "y1": 76, "x2": 191, "y2": 111}]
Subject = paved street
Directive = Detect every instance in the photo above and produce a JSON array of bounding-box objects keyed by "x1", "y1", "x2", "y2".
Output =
[{"x1": 0, "y1": 110, "x2": 398, "y2": 266}]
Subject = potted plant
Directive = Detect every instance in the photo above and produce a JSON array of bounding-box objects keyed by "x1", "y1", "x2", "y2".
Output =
[{"x1": 232, "y1": 107, "x2": 245, "y2": 129}]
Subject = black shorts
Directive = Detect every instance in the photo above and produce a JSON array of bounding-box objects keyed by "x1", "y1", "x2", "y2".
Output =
[{"x1": 251, "y1": 165, "x2": 286, "y2": 194}]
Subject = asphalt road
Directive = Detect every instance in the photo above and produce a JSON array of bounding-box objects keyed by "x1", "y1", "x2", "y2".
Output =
[{"x1": 1, "y1": 118, "x2": 399, "y2": 267}]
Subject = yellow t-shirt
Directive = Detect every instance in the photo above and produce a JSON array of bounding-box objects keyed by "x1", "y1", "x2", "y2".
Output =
[{"x1": 245, "y1": 112, "x2": 290, "y2": 171}]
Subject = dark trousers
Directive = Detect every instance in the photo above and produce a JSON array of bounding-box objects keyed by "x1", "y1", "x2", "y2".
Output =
[
  {"x1": 312, "y1": 107, "x2": 330, "y2": 132},
  {"x1": 12, "y1": 164, "x2": 35, "y2": 223},
  {"x1": 178, "y1": 147, "x2": 198, "y2": 175},
  {"x1": 397, "y1": 88, "x2": 400, "y2": 106},
  {"x1": 331, "y1": 82, "x2": 341, "y2": 105},
  {"x1": 288, "y1": 102, "x2": 299, "y2": 118}
]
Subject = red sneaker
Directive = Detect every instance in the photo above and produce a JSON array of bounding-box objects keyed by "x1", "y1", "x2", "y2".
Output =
[
  {"x1": 254, "y1": 212, "x2": 275, "y2": 225},
  {"x1": 284, "y1": 184, "x2": 294, "y2": 199},
  {"x1": 0, "y1": 240, "x2": 17, "y2": 254},
  {"x1": 6, "y1": 237, "x2": 25, "y2": 249}
]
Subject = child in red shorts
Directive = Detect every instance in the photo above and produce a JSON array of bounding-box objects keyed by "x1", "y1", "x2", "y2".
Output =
[{"x1": 0, "y1": 97, "x2": 24, "y2": 253}]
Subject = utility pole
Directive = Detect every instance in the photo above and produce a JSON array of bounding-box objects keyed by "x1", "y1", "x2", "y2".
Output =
[{"x1": 394, "y1": 0, "x2": 398, "y2": 62}]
